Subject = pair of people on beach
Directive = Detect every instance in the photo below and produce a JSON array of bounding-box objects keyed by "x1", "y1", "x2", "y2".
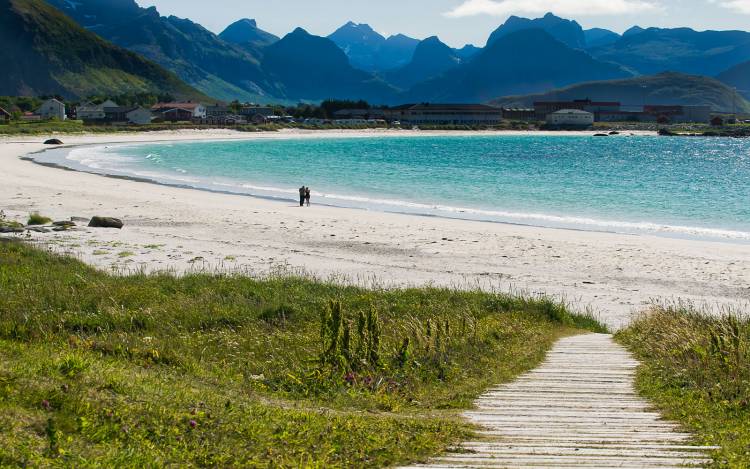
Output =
[{"x1": 299, "y1": 186, "x2": 311, "y2": 207}]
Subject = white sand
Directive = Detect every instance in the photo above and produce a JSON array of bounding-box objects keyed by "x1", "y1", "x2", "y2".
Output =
[{"x1": 2, "y1": 128, "x2": 748, "y2": 329}]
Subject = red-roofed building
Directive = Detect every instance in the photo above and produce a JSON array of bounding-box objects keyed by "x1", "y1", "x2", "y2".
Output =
[{"x1": 151, "y1": 102, "x2": 206, "y2": 120}]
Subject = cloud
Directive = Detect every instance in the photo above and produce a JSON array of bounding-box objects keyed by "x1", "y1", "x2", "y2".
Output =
[
  {"x1": 445, "y1": 0, "x2": 662, "y2": 18},
  {"x1": 711, "y1": 0, "x2": 750, "y2": 13}
]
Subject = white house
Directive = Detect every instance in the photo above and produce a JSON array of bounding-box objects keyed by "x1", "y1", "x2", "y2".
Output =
[
  {"x1": 37, "y1": 98, "x2": 66, "y2": 121},
  {"x1": 546, "y1": 109, "x2": 594, "y2": 127},
  {"x1": 126, "y1": 107, "x2": 153, "y2": 125}
]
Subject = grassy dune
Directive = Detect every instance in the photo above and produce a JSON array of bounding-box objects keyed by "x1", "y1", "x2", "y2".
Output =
[
  {"x1": 617, "y1": 307, "x2": 750, "y2": 467},
  {"x1": 0, "y1": 240, "x2": 604, "y2": 467}
]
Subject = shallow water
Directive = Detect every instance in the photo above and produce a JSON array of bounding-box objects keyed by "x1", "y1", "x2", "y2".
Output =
[{"x1": 36, "y1": 134, "x2": 750, "y2": 242}]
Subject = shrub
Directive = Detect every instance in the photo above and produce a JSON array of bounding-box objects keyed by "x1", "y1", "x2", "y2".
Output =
[{"x1": 27, "y1": 212, "x2": 52, "y2": 225}]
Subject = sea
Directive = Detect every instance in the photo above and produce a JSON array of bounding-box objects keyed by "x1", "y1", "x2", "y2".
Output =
[{"x1": 33, "y1": 134, "x2": 750, "y2": 242}]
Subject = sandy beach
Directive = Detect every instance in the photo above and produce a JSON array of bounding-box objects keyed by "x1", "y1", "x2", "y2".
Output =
[{"x1": 2, "y1": 128, "x2": 748, "y2": 329}]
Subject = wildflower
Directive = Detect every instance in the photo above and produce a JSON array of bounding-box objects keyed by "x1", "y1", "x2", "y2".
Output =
[
  {"x1": 344, "y1": 372, "x2": 356, "y2": 385},
  {"x1": 41, "y1": 399, "x2": 51, "y2": 410},
  {"x1": 189, "y1": 420, "x2": 197, "y2": 429}
]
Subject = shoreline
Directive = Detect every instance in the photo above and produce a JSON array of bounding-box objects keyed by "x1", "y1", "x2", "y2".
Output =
[
  {"x1": 2, "y1": 128, "x2": 749, "y2": 329},
  {"x1": 26, "y1": 130, "x2": 750, "y2": 244}
]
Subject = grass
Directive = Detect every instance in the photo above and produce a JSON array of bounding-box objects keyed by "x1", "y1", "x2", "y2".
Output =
[
  {"x1": 617, "y1": 306, "x2": 750, "y2": 467},
  {"x1": 0, "y1": 240, "x2": 605, "y2": 466},
  {"x1": 0, "y1": 211, "x2": 23, "y2": 230},
  {"x1": 26, "y1": 212, "x2": 52, "y2": 226}
]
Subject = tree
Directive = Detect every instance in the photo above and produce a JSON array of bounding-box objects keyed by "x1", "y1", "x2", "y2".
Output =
[{"x1": 711, "y1": 116, "x2": 724, "y2": 127}]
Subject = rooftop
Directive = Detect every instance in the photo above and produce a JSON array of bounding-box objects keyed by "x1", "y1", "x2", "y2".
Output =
[
  {"x1": 152, "y1": 102, "x2": 201, "y2": 111},
  {"x1": 534, "y1": 100, "x2": 620, "y2": 106},
  {"x1": 407, "y1": 104, "x2": 501, "y2": 112},
  {"x1": 551, "y1": 109, "x2": 594, "y2": 115}
]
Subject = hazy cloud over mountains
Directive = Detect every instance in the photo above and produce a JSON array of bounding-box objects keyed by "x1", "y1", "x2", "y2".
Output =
[{"x1": 445, "y1": 0, "x2": 662, "y2": 18}]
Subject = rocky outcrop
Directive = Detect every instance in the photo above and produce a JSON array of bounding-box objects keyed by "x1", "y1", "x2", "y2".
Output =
[{"x1": 88, "y1": 216, "x2": 124, "y2": 229}]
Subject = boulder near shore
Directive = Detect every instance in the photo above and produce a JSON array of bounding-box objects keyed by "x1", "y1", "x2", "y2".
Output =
[{"x1": 88, "y1": 217, "x2": 124, "y2": 229}]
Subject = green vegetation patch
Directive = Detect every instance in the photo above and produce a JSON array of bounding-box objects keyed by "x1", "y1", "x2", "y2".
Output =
[
  {"x1": 0, "y1": 211, "x2": 23, "y2": 230},
  {"x1": 26, "y1": 212, "x2": 52, "y2": 226},
  {"x1": 0, "y1": 239, "x2": 603, "y2": 466},
  {"x1": 617, "y1": 307, "x2": 750, "y2": 467}
]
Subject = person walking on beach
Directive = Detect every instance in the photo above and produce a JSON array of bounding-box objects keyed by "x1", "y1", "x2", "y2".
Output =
[
  {"x1": 305, "y1": 187, "x2": 311, "y2": 207},
  {"x1": 299, "y1": 185, "x2": 306, "y2": 207}
]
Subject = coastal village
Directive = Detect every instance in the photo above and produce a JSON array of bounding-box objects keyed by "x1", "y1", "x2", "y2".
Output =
[{"x1": 0, "y1": 97, "x2": 724, "y2": 129}]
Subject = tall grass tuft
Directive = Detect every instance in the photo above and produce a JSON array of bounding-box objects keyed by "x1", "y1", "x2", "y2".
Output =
[{"x1": 26, "y1": 212, "x2": 52, "y2": 226}]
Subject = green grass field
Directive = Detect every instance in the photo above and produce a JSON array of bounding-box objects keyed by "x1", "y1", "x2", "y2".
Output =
[
  {"x1": 0, "y1": 239, "x2": 604, "y2": 467},
  {"x1": 617, "y1": 307, "x2": 750, "y2": 468}
]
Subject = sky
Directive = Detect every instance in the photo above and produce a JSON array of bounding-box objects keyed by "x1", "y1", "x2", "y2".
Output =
[{"x1": 139, "y1": 0, "x2": 750, "y2": 48}]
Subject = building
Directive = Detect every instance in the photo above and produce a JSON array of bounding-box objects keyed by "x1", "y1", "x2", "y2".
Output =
[
  {"x1": 0, "y1": 106, "x2": 10, "y2": 122},
  {"x1": 502, "y1": 108, "x2": 536, "y2": 121},
  {"x1": 206, "y1": 105, "x2": 230, "y2": 118},
  {"x1": 596, "y1": 110, "x2": 648, "y2": 122},
  {"x1": 151, "y1": 102, "x2": 206, "y2": 120},
  {"x1": 534, "y1": 99, "x2": 620, "y2": 121},
  {"x1": 546, "y1": 109, "x2": 594, "y2": 127},
  {"x1": 76, "y1": 100, "x2": 118, "y2": 121},
  {"x1": 250, "y1": 114, "x2": 268, "y2": 124},
  {"x1": 238, "y1": 106, "x2": 275, "y2": 119},
  {"x1": 643, "y1": 105, "x2": 711, "y2": 123},
  {"x1": 37, "y1": 98, "x2": 66, "y2": 121},
  {"x1": 203, "y1": 114, "x2": 248, "y2": 125},
  {"x1": 102, "y1": 106, "x2": 134, "y2": 123},
  {"x1": 125, "y1": 107, "x2": 153, "y2": 125},
  {"x1": 160, "y1": 108, "x2": 195, "y2": 122},
  {"x1": 20, "y1": 112, "x2": 41, "y2": 122},
  {"x1": 333, "y1": 109, "x2": 386, "y2": 120},
  {"x1": 382, "y1": 104, "x2": 416, "y2": 122},
  {"x1": 392, "y1": 103, "x2": 503, "y2": 126}
]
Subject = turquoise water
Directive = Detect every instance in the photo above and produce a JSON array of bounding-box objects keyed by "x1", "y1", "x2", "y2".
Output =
[{"x1": 39, "y1": 135, "x2": 750, "y2": 241}]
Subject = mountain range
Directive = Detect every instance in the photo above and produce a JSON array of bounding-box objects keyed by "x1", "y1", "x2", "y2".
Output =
[
  {"x1": 261, "y1": 28, "x2": 396, "y2": 102},
  {"x1": 219, "y1": 19, "x2": 279, "y2": 49},
  {"x1": 404, "y1": 29, "x2": 630, "y2": 103},
  {"x1": 589, "y1": 27, "x2": 750, "y2": 76},
  {"x1": 327, "y1": 22, "x2": 420, "y2": 72},
  {"x1": 44, "y1": 0, "x2": 280, "y2": 102},
  {"x1": 0, "y1": 0, "x2": 206, "y2": 100},
  {"x1": 5, "y1": 1, "x2": 750, "y2": 109}
]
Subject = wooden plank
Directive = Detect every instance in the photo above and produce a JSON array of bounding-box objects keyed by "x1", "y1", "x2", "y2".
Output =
[{"x1": 399, "y1": 333, "x2": 715, "y2": 468}]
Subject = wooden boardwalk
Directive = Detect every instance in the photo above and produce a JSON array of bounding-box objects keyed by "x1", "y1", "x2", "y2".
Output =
[{"x1": 402, "y1": 334, "x2": 716, "y2": 469}]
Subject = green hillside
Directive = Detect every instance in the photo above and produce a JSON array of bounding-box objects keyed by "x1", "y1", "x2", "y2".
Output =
[
  {"x1": 718, "y1": 61, "x2": 750, "y2": 100},
  {"x1": 0, "y1": 0, "x2": 208, "y2": 100},
  {"x1": 491, "y1": 72, "x2": 750, "y2": 113}
]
